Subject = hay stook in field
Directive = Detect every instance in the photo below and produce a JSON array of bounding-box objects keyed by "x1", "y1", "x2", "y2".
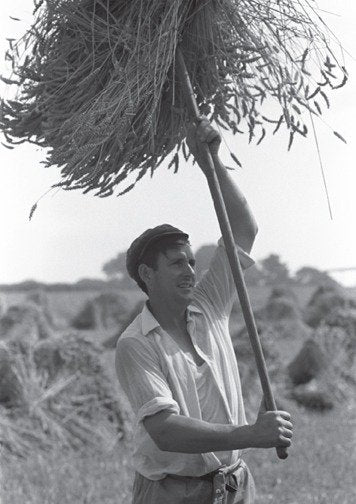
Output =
[
  {"x1": 70, "y1": 292, "x2": 130, "y2": 330},
  {"x1": 0, "y1": 298, "x2": 131, "y2": 458},
  {"x1": 231, "y1": 283, "x2": 356, "y2": 414},
  {"x1": 0, "y1": 301, "x2": 54, "y2": 346},
  {"x1": 304, "y1": 284, "x2": 356, "y2": 328}
]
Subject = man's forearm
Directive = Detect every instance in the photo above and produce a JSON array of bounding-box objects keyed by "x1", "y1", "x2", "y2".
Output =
[
  {"x1": 186, "y1": 117, "x2": 257, "y2": 252},
  {"x1": 144, "y1": 409, "x2": 292, "y2": 454},
  {"x1": 144, "y1": 411, "x2": 253, "y2": 453},
  {"x1": 209, "y1": 155, "x2": 258, "y2": 253}
]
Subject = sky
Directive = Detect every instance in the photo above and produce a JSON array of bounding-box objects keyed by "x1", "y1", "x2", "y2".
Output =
[{"x1": 1, "y1": 0, "x2": 356, "y2": 286}]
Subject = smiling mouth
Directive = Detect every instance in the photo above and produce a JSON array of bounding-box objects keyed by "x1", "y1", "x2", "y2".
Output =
[{"x1": 178, "y1": 282, "x2": 194, "y2": 289}]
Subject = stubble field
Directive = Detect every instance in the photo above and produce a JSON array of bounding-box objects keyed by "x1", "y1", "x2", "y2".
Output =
[{"x1": 2, "y1": 400, "x2": 355, "y2": 503}]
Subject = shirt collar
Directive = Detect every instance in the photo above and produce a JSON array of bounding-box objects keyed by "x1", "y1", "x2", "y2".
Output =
[
  {"x1": 140, "y1": 302, "x2": 202, "y2": 337},
  {"x1": 141, "y1": 302, "x2": 161, "y2": 336},
  {"x1": 187, "y1": 304, "x2": 202, "y2": 316}
]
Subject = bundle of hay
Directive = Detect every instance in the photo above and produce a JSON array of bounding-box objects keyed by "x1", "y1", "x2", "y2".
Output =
[
  {"x1": 0, "y1": 302, "x2": 53, "y2": 346},
  {"x1": 0, "y1": 342, "x2": 23, "y2": 406},
  {"x1": 287, "y1": 338, "x2": 327, "y2": 386},
  {"x1": 262, "y1": 286, "x2": 301, "y2": 322},
  {"x1": 233, "y1": 321, "x2": 284, "y2": 386},
  {"x1": 235, "y1": 286, "x2": 311, "y2": 359},
  {"x1": 1, "y1": 0, "x2": 346, "y2": 197},
  {"x1": 26, "y1": 289, "x2": 55, "y2": 327},
  {"x1": 103, "y1": 300, "x2": 145, "y2": 349},
  {"x1": 232, "y1": 321, "x2": 293, "y2": 419},
  {"x1": 32, "y1": 333, "x2": 126, "y2": 423},
  {"x1": 290, "y1": 379, "x2": 335, "y2": 411},
  {"x1": 288, "y1": 324, "x2": 356, "y2": 409},
  {"x1": 304, "y1": 285, "x2": 356, "y2": 328},
  {"x1": 323, "y1": 306, "x2": 356, "y2": 338},
  {"x1": 0, "y1": 332, "x2": 129, "y2": 457},
  {"x1": 313, "y1": 324, "x2": 356, "y2": 379},
  {"x1": 233, "y1": 320, "x2": 279, "y2": 361},
  {"x1": 268, "y1": 286, "x2": 298, "y2": 303},
  {"x1": 71, "y1": 292, "x2": 130, "y2": 330}
]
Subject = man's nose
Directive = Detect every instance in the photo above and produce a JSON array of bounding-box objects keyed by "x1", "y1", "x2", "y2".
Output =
[{"x1": 184, "y1": 262, "x2": 195, "y2": 276}]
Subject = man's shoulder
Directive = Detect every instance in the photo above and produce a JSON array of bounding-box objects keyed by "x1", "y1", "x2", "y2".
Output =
[
  {"x1": 116, "y1": 311, "x2": 143, "y2": 347},
  {"x1": 115, "y1": 309, "x2": 160, "y2": 368}
]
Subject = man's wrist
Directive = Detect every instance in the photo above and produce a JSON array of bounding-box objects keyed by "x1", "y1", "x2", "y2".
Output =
[{"x1": 229, "y1": 423, "x2": 256, "y2": 450}]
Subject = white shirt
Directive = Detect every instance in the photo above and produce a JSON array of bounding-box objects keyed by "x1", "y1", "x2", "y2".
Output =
[
  {"x1": 188, "y1": 358, "x2": 232, "y2": 465},
  {"x1": 115, "y1": 239, "x2": 254, "y2": 480}
]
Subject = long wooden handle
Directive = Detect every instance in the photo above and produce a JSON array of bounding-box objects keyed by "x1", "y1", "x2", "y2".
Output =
[{"x1": 176, "y1": 48, "x2": 288, "y2": 460}]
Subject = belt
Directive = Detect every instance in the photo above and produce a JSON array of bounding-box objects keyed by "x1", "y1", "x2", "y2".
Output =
[{"x1": 168, "y1": 458, "x2": 243, "y2": 504}]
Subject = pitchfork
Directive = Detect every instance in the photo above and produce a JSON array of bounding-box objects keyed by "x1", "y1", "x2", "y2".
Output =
[{"x1": 176, "y1": 48, "x2": 288, "y2": 460}]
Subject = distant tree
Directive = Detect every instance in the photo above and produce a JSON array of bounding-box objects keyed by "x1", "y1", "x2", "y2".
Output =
[
  {"x1": 260, "y1": 254, "x2": 290, "y2": 284},
  {"x1": 102, "y1": 251, "x2": 136, "y2": 289},
  {"x1": 16, "y1": 280, "x2": 44, "y2": 291},
  {"x1": 244, "y1": 265, "x2": 265, "y2": 286},
  {"x1": 294, "y1": 266, "x2": 339, "y2": 288},
  {"x1": 75, "y1": 278, "x2": 108, "y2": 290},
  {"x1": 102, "y1": 252, "x2": 127, "y2": 279}
]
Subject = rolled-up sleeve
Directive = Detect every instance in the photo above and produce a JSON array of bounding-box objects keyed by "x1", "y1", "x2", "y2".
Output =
[
  {"x1": 115, "y1": 337, "x2": 180, "y2": 424},
  {"x1": 195, "y1": 237, "x2": 254, "y2": 318}
]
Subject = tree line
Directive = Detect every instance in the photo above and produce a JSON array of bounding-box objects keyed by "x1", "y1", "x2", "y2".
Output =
[
  {"x1": 0, "y1": 246, "x2": 337, "y2": 293},
  {"x1": 102, "y1": 245, "x2": 338, "y2": 289}
]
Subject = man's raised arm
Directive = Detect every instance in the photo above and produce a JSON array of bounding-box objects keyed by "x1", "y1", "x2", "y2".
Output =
[{"x1": 186, "y1": 117, "x2": 258, "y2": 253}]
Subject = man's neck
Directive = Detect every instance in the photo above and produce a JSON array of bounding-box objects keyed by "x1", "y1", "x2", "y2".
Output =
[{"x1": 147, "y1": 297, "x2": 188, "y2": 332}]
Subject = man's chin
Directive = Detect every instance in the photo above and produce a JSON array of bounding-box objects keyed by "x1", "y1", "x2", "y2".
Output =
[{"x1": 176, "y1": 287, "x2": 194, "y2": 302}]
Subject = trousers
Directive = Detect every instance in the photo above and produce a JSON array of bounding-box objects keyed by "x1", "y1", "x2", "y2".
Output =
[{"x1": 132, "y1": 459, "x2": 255, "y2": 504}]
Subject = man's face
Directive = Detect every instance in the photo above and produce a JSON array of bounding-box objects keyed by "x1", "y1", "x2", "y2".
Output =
[{"x1": 149, "y1": 244, "x2": 196, "y2": 306}]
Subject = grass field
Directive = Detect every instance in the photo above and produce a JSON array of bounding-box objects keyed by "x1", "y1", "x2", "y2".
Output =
[
  {"x1": 244, "y1": 403, "x2": 356, "y2": 503},
  {"x1": 2, "y1": 402, "x2": 355, "y2": 504}
]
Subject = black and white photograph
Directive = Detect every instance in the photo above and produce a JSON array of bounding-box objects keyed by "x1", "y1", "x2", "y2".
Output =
[{"x1": 1, "y1": 1, "x2": 355, "y2": 503}]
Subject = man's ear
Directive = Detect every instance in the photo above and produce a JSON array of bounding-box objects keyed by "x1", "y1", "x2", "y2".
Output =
[{"x1": 138, "y1": 263, "x2": 153, "y2": 289}]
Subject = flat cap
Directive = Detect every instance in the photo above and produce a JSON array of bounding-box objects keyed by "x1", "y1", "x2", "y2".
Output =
[{"x1": 126, "y1": 224, "x2": 189, "y2": 280}]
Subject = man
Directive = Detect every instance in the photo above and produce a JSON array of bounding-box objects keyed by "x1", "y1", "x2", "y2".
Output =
[{"x1": 115, "y1": 117, "x2": 293, "y2": 503}]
